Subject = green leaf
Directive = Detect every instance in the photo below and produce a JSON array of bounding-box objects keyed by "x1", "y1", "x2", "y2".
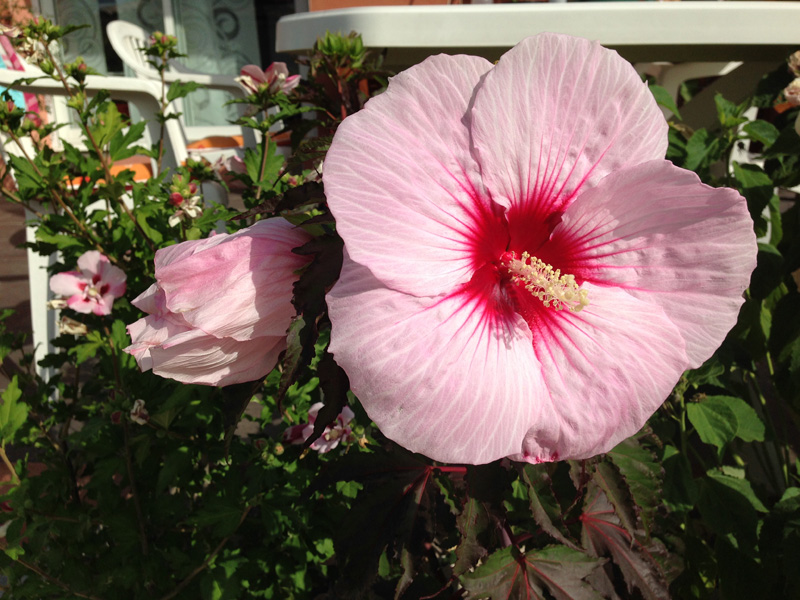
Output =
[
  {"x1": 715, "y1": 94, "x2": 748, "y2": 129},
  {"x1": 706, "y1": 470, "x2": 767, "y2": 513},
  {"x1": 460, "y1": 545, "x2": 603, "y2": 600},
  {"x1": 156, "y1": 446, "x2": 192, "y2": 494},
  {"x1": 733, "y1": 162, "x2": 776, "y2": 227},
  {"x1": 687, "y1": 398, "x2": 738, "y2": 451},
  {"x1": 743, "y1": 120, "x2": 779, "y2": 148},
  {"x1": 661, "y1": 445, "x2": 697, "y2": 512},
  {"x1": 0, "y1": 376, "x2": 29, "y2": 444},
  {"x1": 703, "y1": 395, "x2": 765, "y2": 442},
  {"x1": 750, "y1": 243, "x2": 784, "y2": 300},
  {"x1": 649, "y1": 84, "x2": 681, "y2": 119},
  {"x1": 189, "y1": 500, "x2": 245, "y2": 537},
  {"x1": 242, "y1": 139, "x2": 284, "y2": 192},
  {"x1": 684, "y1": 128, "x2": 718, "y2": 172},
  {"x1": 697, "y1": 469, "x2": 768, "y2": 555},
  {"x1": 167, "y1": 80, "x2": 204, "y2": 103},
  {"x1": 69, "y1": 333, "x2": 104, "y2": 365},
  {"x1": 89, "y1": 101, "x2": 126, "y2": 149},
  {"x1": 35, "y1": 228, "x2": 84, "y2": 250},
  {"x1": 135, "y1": 211, "x2": 164, "y2": 245},
  {"x1": 109, "y1": 121, "x2": 147, "y2": 161},
  {"x1": 685, "y1": 355, "x2": 726, "y2": 388}
]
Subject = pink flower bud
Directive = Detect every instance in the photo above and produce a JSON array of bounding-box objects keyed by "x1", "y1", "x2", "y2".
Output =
[
  {"x1": 125, "y1": 218, "x2": 312, "y2": 386},
  {"x1": 169, "y1": 192, "x2": 184, "y2": 206}
]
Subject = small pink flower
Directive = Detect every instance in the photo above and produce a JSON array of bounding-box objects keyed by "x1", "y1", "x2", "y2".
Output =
[
  {"x1": 49, "y1": 251, "x2": 127, "y2": 316},
  {"x1": 324, "y1": 33, "x2": 757, "y2": 465},
  {"x1": 129, "y1": 399, "x2": 149, "y2": 425},
  {"x1": 125, "y1": 218, "x2": 311, "y2": 387},
  {"x1": 237, "y1": 62, "x2": 300, "y2": 96},
  {"x1": 168, "y1": 192, "x2": 184, "y2": 206},
  {"x1": 784, "y1": 78, "x2": 800, "y2": 107},
  {"x1": 283, "y1": 403, "x2": 355, "y2": 453}
]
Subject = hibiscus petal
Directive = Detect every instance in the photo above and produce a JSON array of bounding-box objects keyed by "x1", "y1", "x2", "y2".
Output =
[
  {"x1": 125, "y1": 312, "x2": 192, "y2": 372},
  {"x1": 328, "y1": 256, "x2": 547, "y2": 465},
  {"x1": 131, "y1": 284, "x2": 164, "y2": 316},
  {"x1": 513, "y1": 283, "x2": 689, "y2": 462},
  {"x1": 470, "y1": 33, "x2": 667, "y2": 218},
  {"x1": 76, "y1": 250, "x2": 109, "y2": 274},
  {"x1": 93, "y1": 294, "x2": 115, "y2": 316},
  {"x1": 156, "y1": 220, "x2": 310, "y2": 340},
  {"x1": 154, "y1": 234, "x2": 226, "y2": 270},
  {"x1": 65, "y1": 295, "x2": 95, "y2": 314},
  {"x1": 97, "y1": 261, "x2": 127, "y2": 297},
  {"x1": 49, "y1": 271, "x2": 86, "y2": 297},
  {"x1": 553, "y1": 160, "x2": 757, "y2": 367},
  {"x1": 149, "y1": 328, "x2": 286, "y2": 387},
  {"x1": 324, "y1": 53, "x2": 497, "y2": 298}
]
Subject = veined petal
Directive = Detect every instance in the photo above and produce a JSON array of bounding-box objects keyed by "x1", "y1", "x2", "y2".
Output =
[
  {"x1": 328, "y1": 256, "x2": 546, "y2": 465},
  {"x1": 149, "y1": 328, "x2": 286, "y2": 387},
  {"x1": 125, "y1": 312, "x2": 192, "y2": 372},
  {"x1": 76, "y1": 250, "x2": 109, "y2": 274},
  {"x1": 66, "y1": 295, "x2": 95, "y2": 314},
  {"x1": 470, "y1": 33, "x2": 667, "y2": 218},
  {"x1": 325, "y1": 53, "x2": 497, "y2": 298},
  {"x1": 49, "y1": 271, "x2": 85, "y2": 297},
  {"x1": 156, "y1": 220, "x2": 310, "y2": 340},
  {"x1": 515, "y1": 283, "x2": 689, "y2": 461},
  {"x1": 552, "y1": 160, "x2": 757, "y2": 367},
  {"x1": 97, "y1": 261, "x2": 127, "y2": 296},
  {"x1": 154, "y1": 233, "x2": 226, "y2": 270}
]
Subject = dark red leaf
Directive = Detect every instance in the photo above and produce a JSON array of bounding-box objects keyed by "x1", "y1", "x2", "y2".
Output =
[
  {"x1": 460, "y1": 545, "x2": 603, "y2": 600},
  {"x1": 580, "y1": 486, "x2": 669, "y2": 600}
]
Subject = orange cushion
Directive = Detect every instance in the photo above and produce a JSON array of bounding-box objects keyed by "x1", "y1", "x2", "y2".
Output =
[
  {"x1": 67, "y1": 155, "x2": 153, "y2": 187},
  {"x1": 186, "y1": 135, "x2": 245, "y2": 150}
]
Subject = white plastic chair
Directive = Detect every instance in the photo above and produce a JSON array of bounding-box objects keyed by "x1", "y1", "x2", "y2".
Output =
[{"x1": 106, "y1": 19, "x2": 258, "y2": 165}]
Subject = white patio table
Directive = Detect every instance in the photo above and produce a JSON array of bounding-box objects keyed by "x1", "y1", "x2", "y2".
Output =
[{"x1": 276, "y1": 1, "x2": 800, "y2": 127}]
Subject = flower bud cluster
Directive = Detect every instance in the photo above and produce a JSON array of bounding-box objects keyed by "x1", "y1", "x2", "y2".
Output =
[{"x1": 167, "y1": 174, "x2": 202, "y2": 226}]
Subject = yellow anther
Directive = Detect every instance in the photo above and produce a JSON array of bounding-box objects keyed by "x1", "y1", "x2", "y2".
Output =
[{"x1": 501, "y1": 252, "x2": 589, "y2": 313}]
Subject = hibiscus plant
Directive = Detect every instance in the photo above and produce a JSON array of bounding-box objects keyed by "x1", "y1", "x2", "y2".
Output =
[{"x1": 0, "y1": 17, "x2": 799, "y2": 600}]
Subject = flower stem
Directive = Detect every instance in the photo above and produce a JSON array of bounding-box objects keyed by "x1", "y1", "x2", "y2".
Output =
[
  {"x1": 122, "y1": 419, "x2": 149, "y2": 556},
  {"x1": 0, "y1": 446, "x2": 19, "y2": 485},
  {"x1": 15, "y1": 557, "x2": 104, "y2": 600}
]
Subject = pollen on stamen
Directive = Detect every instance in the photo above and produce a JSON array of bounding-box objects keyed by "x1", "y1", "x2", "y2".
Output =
[{"x1": 500, "y1": 251, "x2": 589, "y2": 313}]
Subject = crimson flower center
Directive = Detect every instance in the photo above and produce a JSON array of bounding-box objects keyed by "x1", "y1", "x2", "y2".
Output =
[{"x1": 498, "y1": 251, "x2": 589, "y2": 313}]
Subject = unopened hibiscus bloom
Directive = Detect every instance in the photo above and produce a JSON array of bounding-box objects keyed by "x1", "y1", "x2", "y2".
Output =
[
  {"x1": 324, "y1": 33, "x2": 757, "y2": 465},
  {"x1": 283, "y1": 403, "x2": 355, "y2": 453},
  {"x1": 49, "y1": 250, "x2": 126, "y2": 316},
  {"x1": 125, "y1": 218, "x2": 311, "y2": 386}
]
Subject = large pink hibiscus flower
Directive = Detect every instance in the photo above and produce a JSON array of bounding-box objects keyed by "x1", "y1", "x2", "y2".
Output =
[{"x1": 323, "y1": 33, "x2": 757, "y2": 465}]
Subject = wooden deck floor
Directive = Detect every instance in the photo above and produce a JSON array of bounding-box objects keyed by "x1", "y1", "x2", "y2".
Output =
[{"x1": 0, "y1": 200, "x2": 32, "y2": 389}]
